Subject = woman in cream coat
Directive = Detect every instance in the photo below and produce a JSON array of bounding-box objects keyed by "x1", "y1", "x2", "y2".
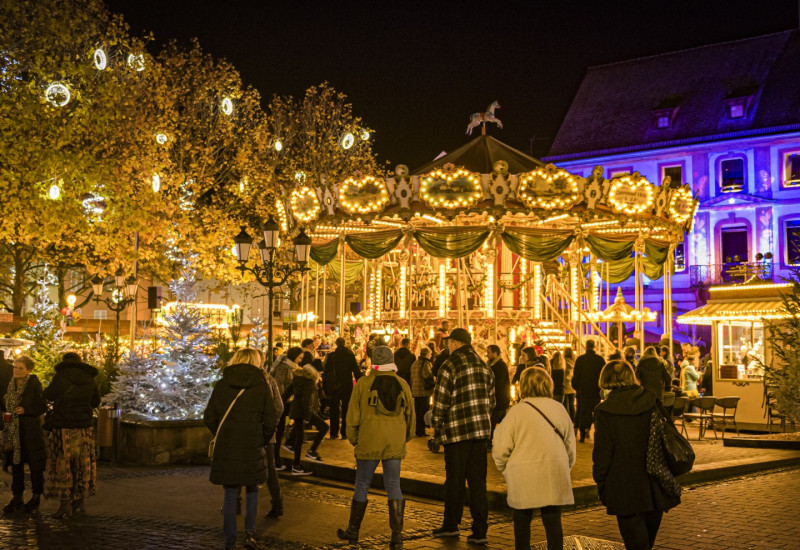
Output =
[{"x1": 492, "y1": 367, "x2": 576, "y2": 550}]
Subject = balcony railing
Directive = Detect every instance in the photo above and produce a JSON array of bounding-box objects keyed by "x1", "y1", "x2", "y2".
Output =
[{"x1": 689, "y1": 262, "x2": 773, "y2": 287}]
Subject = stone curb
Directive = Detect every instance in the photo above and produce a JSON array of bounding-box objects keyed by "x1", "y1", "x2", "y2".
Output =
[{"x1": 283, "y1": 454, "x2": 800, "y2": 511}]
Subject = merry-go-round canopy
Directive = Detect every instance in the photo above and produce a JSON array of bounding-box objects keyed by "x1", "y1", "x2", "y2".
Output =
[{"x1": 279, "y1": 134, "x2": 697, "y2": 282}]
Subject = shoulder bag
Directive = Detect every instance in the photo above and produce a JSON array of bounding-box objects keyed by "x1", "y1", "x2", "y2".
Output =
[
  {"x1": 208, "y1": 389, "x2": 245, "y2": 459},
  {"x1": 42, "y1": 384, "x2": 75, "y2": 431}
]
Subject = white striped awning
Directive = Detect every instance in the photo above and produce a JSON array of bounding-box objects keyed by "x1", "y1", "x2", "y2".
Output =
[{"x1": 677, "y1": 300, "x2": 787, "y2": 326}]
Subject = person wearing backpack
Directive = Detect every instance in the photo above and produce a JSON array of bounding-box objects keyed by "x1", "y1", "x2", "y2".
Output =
[
  {"x1": 323, "y1": 337, "x2": 362, "y2": 439},
  {"x1": 410, "y1": 347, "x2": 435, "y2": 437},
  {"x1": 337, "y1": 346, "x2": 414, "y2": 550}
]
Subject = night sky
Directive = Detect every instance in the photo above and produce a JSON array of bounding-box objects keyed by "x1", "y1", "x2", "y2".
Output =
[{"x1": 107, "y1": 0, "x2": 798, "y2": 169}]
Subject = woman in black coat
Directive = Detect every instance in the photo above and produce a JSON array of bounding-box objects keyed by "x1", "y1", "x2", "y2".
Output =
[
  {"x1": 43, "y1": 352, "x2": 101, "y2": 518},
  {"x1": 593, "y1": 360, "x2": 680, "y2": 550},
  {"x1": 2, "y1": 356, "x2": 47, "y2": 514},
  {"x1": 635, "y1": 347, "x2": 671, "y2": 398},
  {"x1": 204, "y1": 349, "x2": 277, "y2": 550}
]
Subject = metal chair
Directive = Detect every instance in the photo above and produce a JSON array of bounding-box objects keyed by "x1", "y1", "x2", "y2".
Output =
[
  {"x1": 672, "y1": 395, "x2": 688, "y2": 436},
  {"x1": 766, "y1": 397, "x2": 796, "y2": 433},
  {"x1": 712, "y1": 396, "x2": 740, "y2": 437},
  {"x1": 683, "y1": 396, "x2": 718, "y2": 440}
]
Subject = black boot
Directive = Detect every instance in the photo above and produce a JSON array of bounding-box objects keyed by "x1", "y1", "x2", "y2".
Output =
[
  {"x1": 266, "y1": 498, "x2": 283, "y2": 518},
  {"x1": 23, "y1": 494, "x2": 41, "y2": 514},
  {"x1": 51, "y1": 498, "x2": 73, "y2": 519},
  {"x1": 389, "y1": 499, "x2": 405, "y2": 550},
  {"x1": 2, "y1": 495, "x2": 23, "y2": 515},
  {"x1": 336, "y1": 499, "x2": 368, "y2": 543}
]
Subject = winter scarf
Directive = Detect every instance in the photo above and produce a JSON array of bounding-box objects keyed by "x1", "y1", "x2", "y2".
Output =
[{"x1": 5, "y1": 375, "x2": 29, "y2": 465}]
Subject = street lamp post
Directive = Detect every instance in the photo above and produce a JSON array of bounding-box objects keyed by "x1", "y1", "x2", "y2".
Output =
[
  {"x1": 233, "y1": 216, "x2": 312, "y2": 362},
  {"x1": 91, "y1": 268, "x2": 138, "y2": 364}
]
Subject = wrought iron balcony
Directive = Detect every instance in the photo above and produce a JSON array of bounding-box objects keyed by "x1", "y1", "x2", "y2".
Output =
[{"x1": 689, "y1": 262, "x2": 773, "y2": 287}]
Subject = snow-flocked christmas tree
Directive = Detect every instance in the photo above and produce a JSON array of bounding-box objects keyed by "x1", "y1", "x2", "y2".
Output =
[
  {"x1": 107, "y1": 256, "x2": 218, "y2": 420},
  {"x1": 248, "y1": 312, "x2": 267, "y2": 351},
  {"x1": 22, "y1": 265, "x2": 67, "y2": 385}
]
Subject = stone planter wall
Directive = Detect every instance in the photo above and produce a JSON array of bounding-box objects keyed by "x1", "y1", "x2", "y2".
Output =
[{"x1": 118, "y1": 419, "x2": 211, "y2": 465}]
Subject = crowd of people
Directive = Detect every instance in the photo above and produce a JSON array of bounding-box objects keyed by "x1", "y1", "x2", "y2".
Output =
[
  {"x1": 0, "y1": 322, "x2": 702, "y2": 550},
  {"x1": 203, "y1": 323, "x2": 702, "y2": 549}
]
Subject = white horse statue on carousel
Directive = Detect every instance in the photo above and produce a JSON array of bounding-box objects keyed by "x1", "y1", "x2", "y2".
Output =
[{"x1": 466, "y1": 100, "x2": 503, "y2": 136}]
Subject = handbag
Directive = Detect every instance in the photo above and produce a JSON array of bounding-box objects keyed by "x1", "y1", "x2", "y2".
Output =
[
  {"x1": 208, "y1": 388, "x2": 246, "y2": 459},
  {"x1": 646, "y1": 408, "x2": 682, "y2": 497},
  {"x1": 42, "y1": 384, "x2": 75, "y2": 431},
  {"x1": 661, "y1": 408, "x2": 695, "y2": 476},
  {"x1": 420, "y1": 361, "x2": 435, "y2": 391}
]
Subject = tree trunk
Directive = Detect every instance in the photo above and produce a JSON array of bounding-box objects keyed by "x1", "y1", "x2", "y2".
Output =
[{"x1": 12, "y1": 247, "x2": 26, "y2": 316}]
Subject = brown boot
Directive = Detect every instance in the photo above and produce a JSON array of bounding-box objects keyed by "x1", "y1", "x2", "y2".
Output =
[
  {"x1": 337, "y1": 499, "x2": 368, "y2": 543},
  {"x1": 389, "y1": 499, "x2": 405, "y2": 550}
]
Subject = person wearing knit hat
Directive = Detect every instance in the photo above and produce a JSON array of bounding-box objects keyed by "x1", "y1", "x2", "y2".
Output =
[{"x1": 337, "y1": 345, "x2": 414, "y2": 550}]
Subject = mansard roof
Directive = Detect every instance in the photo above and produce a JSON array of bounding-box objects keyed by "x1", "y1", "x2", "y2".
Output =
[{"x1": 547, "y1": 30, "x2": 800, "y2": 160}]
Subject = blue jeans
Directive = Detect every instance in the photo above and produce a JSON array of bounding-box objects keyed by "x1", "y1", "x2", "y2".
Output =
[
  {"x1": 223, "y1": 485, "x2": 258, "y2": 547},
  {"x1": 353, "y1": 459, "x2": 402, "y2": 501}
]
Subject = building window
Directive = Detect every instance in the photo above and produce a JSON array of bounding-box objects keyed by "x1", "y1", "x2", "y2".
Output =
[
  {"x1": 674, "y1": 242, "x2": 685, "y2": 271},
  {"x1": 608, "y1": 168, "x2": 631, "y2": 178},
  {"x1": 656, "y1": 115, "x2": 670, "y2": 128},
  {"x1": 652, "y1": 107, "x2": 677, "y2": 130},
  {"x1": 784, "y1": 152, "x2": 800, "y2": 188},
  {"x1": 786, "y1": 220, "x2": 800, "y2": 266},
  {"x1": 720, "y1": 158, "x2": 745, "y2": 193},
  {"x1": 662, "y1": 165, "x2": 682, "y2": 187}
]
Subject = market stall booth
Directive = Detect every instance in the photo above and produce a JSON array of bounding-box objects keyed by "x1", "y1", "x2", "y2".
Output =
[
  {"x1": 677, "y1": 282, "x2": 790, "y2": 429},
  {"x1": 276, "y1": 135, "x2": 696, "y2": 358}
]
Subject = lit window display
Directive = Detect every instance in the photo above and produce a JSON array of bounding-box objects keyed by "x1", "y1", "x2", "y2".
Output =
[{"x1": 717, "y1": 321, "x2": 764, "y2": 380}]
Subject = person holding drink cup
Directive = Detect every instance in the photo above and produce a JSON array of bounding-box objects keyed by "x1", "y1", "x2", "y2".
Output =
[{"x1": 2, "y1": 356, "x2": 47, "y2": 514}]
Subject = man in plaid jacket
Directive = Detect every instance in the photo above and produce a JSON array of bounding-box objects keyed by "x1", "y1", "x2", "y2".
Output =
[{"x1": 431, "y1": 328, "x2": 495, "y2": 545}]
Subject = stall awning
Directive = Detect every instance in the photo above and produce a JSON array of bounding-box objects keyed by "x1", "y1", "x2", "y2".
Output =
[{"x1": 677, "y1": 300, "x2": 787, "y2": 326}]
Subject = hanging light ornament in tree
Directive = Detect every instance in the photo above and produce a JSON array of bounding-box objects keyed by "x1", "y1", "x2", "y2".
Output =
[
  {"x1": 274, "y1": 139, "x2": 283, "y2": 152},
  {"x1": 341, "y1": 133, "x2": 355, "y2": 150},
  {"x1": 361, "y1": 130, "x2": 370, "y2": 141},
  {"x1": 48, "y1": 183, "x2": 61, "y2": 200},
  {"x1": 127, "y1": 53, "x2": 145, "y2": 72},
  {"x1": 45, "y1": 82, "x2": 70, "y2": 107},
  {"x1": 239, "y1": 176, "x2": 247, "y2": 194},
  {"x1": 152, "y1": 173, "x2": 161, "y2": 192},
  {"x1": 220, "y1": 97, "x2": 233, "y2": 116},
  {"x1": 155, "y1": 133, "x2": 169, "y2": 144},
  {"x1": 93, "y1": 48, "x2": 107, "y2": 70}
]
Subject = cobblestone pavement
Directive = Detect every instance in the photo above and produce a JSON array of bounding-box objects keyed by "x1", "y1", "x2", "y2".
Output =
[{"x1": 0, "y1": 462, "x2": 797, "y2": 549}]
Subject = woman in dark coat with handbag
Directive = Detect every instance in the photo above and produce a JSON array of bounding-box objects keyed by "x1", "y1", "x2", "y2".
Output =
[
  {"x1": 43, "y1": 352, "x2": 101, "y2": 518},
  {"x1": 2, "y1": 356, "x2": 47, "y2": 514},
  {"x1": 204, "y1": 349, "x2": 277, "y2": 550},
  {"x1": 593, "y1": 360, "x2": 680, "y2": 550}
]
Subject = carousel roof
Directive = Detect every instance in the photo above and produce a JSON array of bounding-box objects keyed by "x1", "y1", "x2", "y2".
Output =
[{"x1": 413, "y1": 135, "x2": 542, "y2": 175}]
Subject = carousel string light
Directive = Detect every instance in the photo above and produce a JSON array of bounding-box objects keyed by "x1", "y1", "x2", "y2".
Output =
[
  {"x1": 518, "y1": 166, "x2": 580, "y2": 210},
  {"x1": 533, "y1": 263, "x2": 542, "y2": 319},
  {"x1": 438, "y1": 263, "x2": 447, "y2": 318},
  {"x1": 290, "y1": 187, "x2": 321, "y2": 223},
  {"x1": 420, "y1": 167, "x2": 482, "y2": 209},
  {"x1": 484, "y1": 262, "x2": 494, "y2": 318},
  {"x1": 668, "y1": 187, "x2": 695, "y2": 224},
  {"x1": 608, "y1": 173, "x2": 655, "y2": 214},
  {"x1": 338, "y1": 174, "x2": 389, "y2": 214},
  {"x1": 399, "y1": 264, "x2": 407, "y2": 317}
]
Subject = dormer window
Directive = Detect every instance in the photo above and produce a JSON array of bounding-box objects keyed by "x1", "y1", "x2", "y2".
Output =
[
  {"x1": 652, "y1": 107, "x2": 678, "y2": 130},
  {"x1": 725, "y1": 86, "x2": 757, "y2": 120}
]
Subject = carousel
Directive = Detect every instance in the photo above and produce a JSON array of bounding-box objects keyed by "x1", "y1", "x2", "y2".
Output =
[{"x1": 277, "y1": 123, "x2": 697, "y2": 359}]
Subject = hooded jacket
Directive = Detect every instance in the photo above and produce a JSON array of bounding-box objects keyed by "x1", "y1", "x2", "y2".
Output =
[
  {"x1": 592, "y1": 385, "x2": 680, "y2": 516},
  {"x1": 204, "y1": 363, "x2": 277, "y2": 486},
  {"x1": 346, "y1": 370, "x2": 414, "y2": 460},
  {"x1": 43, "y1": 359, "x2": 101, "y2": 429},
  {"x1": 636, "y1": 356, "x2": 671, "y2": 397}
]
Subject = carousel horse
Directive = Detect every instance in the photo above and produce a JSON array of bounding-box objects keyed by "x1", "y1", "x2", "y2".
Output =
[{"x1": 466, "y1": 101, "x2": 503, "y2": 136}]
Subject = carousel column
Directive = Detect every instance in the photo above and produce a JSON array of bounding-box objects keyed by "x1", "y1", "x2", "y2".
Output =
[
  {"x1": 362, "y1": 258, "x2": 369, "y2": 333},
  {"x1": 665, "y1": 245, "x2": 674, "y2": 359},
  {"x1": 305, "y1": 268, "x2": 311, "y2": 337},
  {"x1": 338, "y1": 239, "x2": 346, "y2": 336},
  {"x1": 314, "y1": 262, "x2": 320, "y2": 335},
  {"x1": 532, "y1": 262, "x2": 543, "y2": 320},
  {"x1": 438, "y1": 259, "x2": 447, "y2": 320},
  {"x1": 322, "y1": 264, "x2": 327, "y2": 335},
  {"x1": 375, "y1": 261, "x2": 382, "y2": 324},
  {"x1": 569, "y1": 252, "x2": 582, "y2": 352},
  {"x1": 635, "y1": 234, "x2": 644, "y2": 355},
  {"x1": 501, "y1": 243, "x2": 514, "y2": 314}
]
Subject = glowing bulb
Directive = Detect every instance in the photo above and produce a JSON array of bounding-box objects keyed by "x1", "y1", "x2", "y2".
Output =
[
  {"x1": 93, "y1": 48, "x2": 107, "y2": 70},
  {"x1": 48, "y1": 184, "x2": 61, "y2": 200},
  {"x1": 361, "y1": 130, "x2": 370, "y2": 140},
  {"x1": 155, "y1": 133, "x2": 168, "y2": 144},
  {"x1": 274, "y1": 140, "x2": 283, "y2": 152},
  {"x1": 152, "y1": 173, "x2": 161, "y2": 192}
]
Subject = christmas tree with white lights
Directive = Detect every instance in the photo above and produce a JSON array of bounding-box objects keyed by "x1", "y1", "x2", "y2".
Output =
[
  {"x1": 22, "y1": 265, "x2": 67, "y2": 385},
  {"x1": 248, "y1": 312, "x2": 267, "y2": 351},
  {"x1": 107, "y1": 256, "x2": 218, "y2": 420}
]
